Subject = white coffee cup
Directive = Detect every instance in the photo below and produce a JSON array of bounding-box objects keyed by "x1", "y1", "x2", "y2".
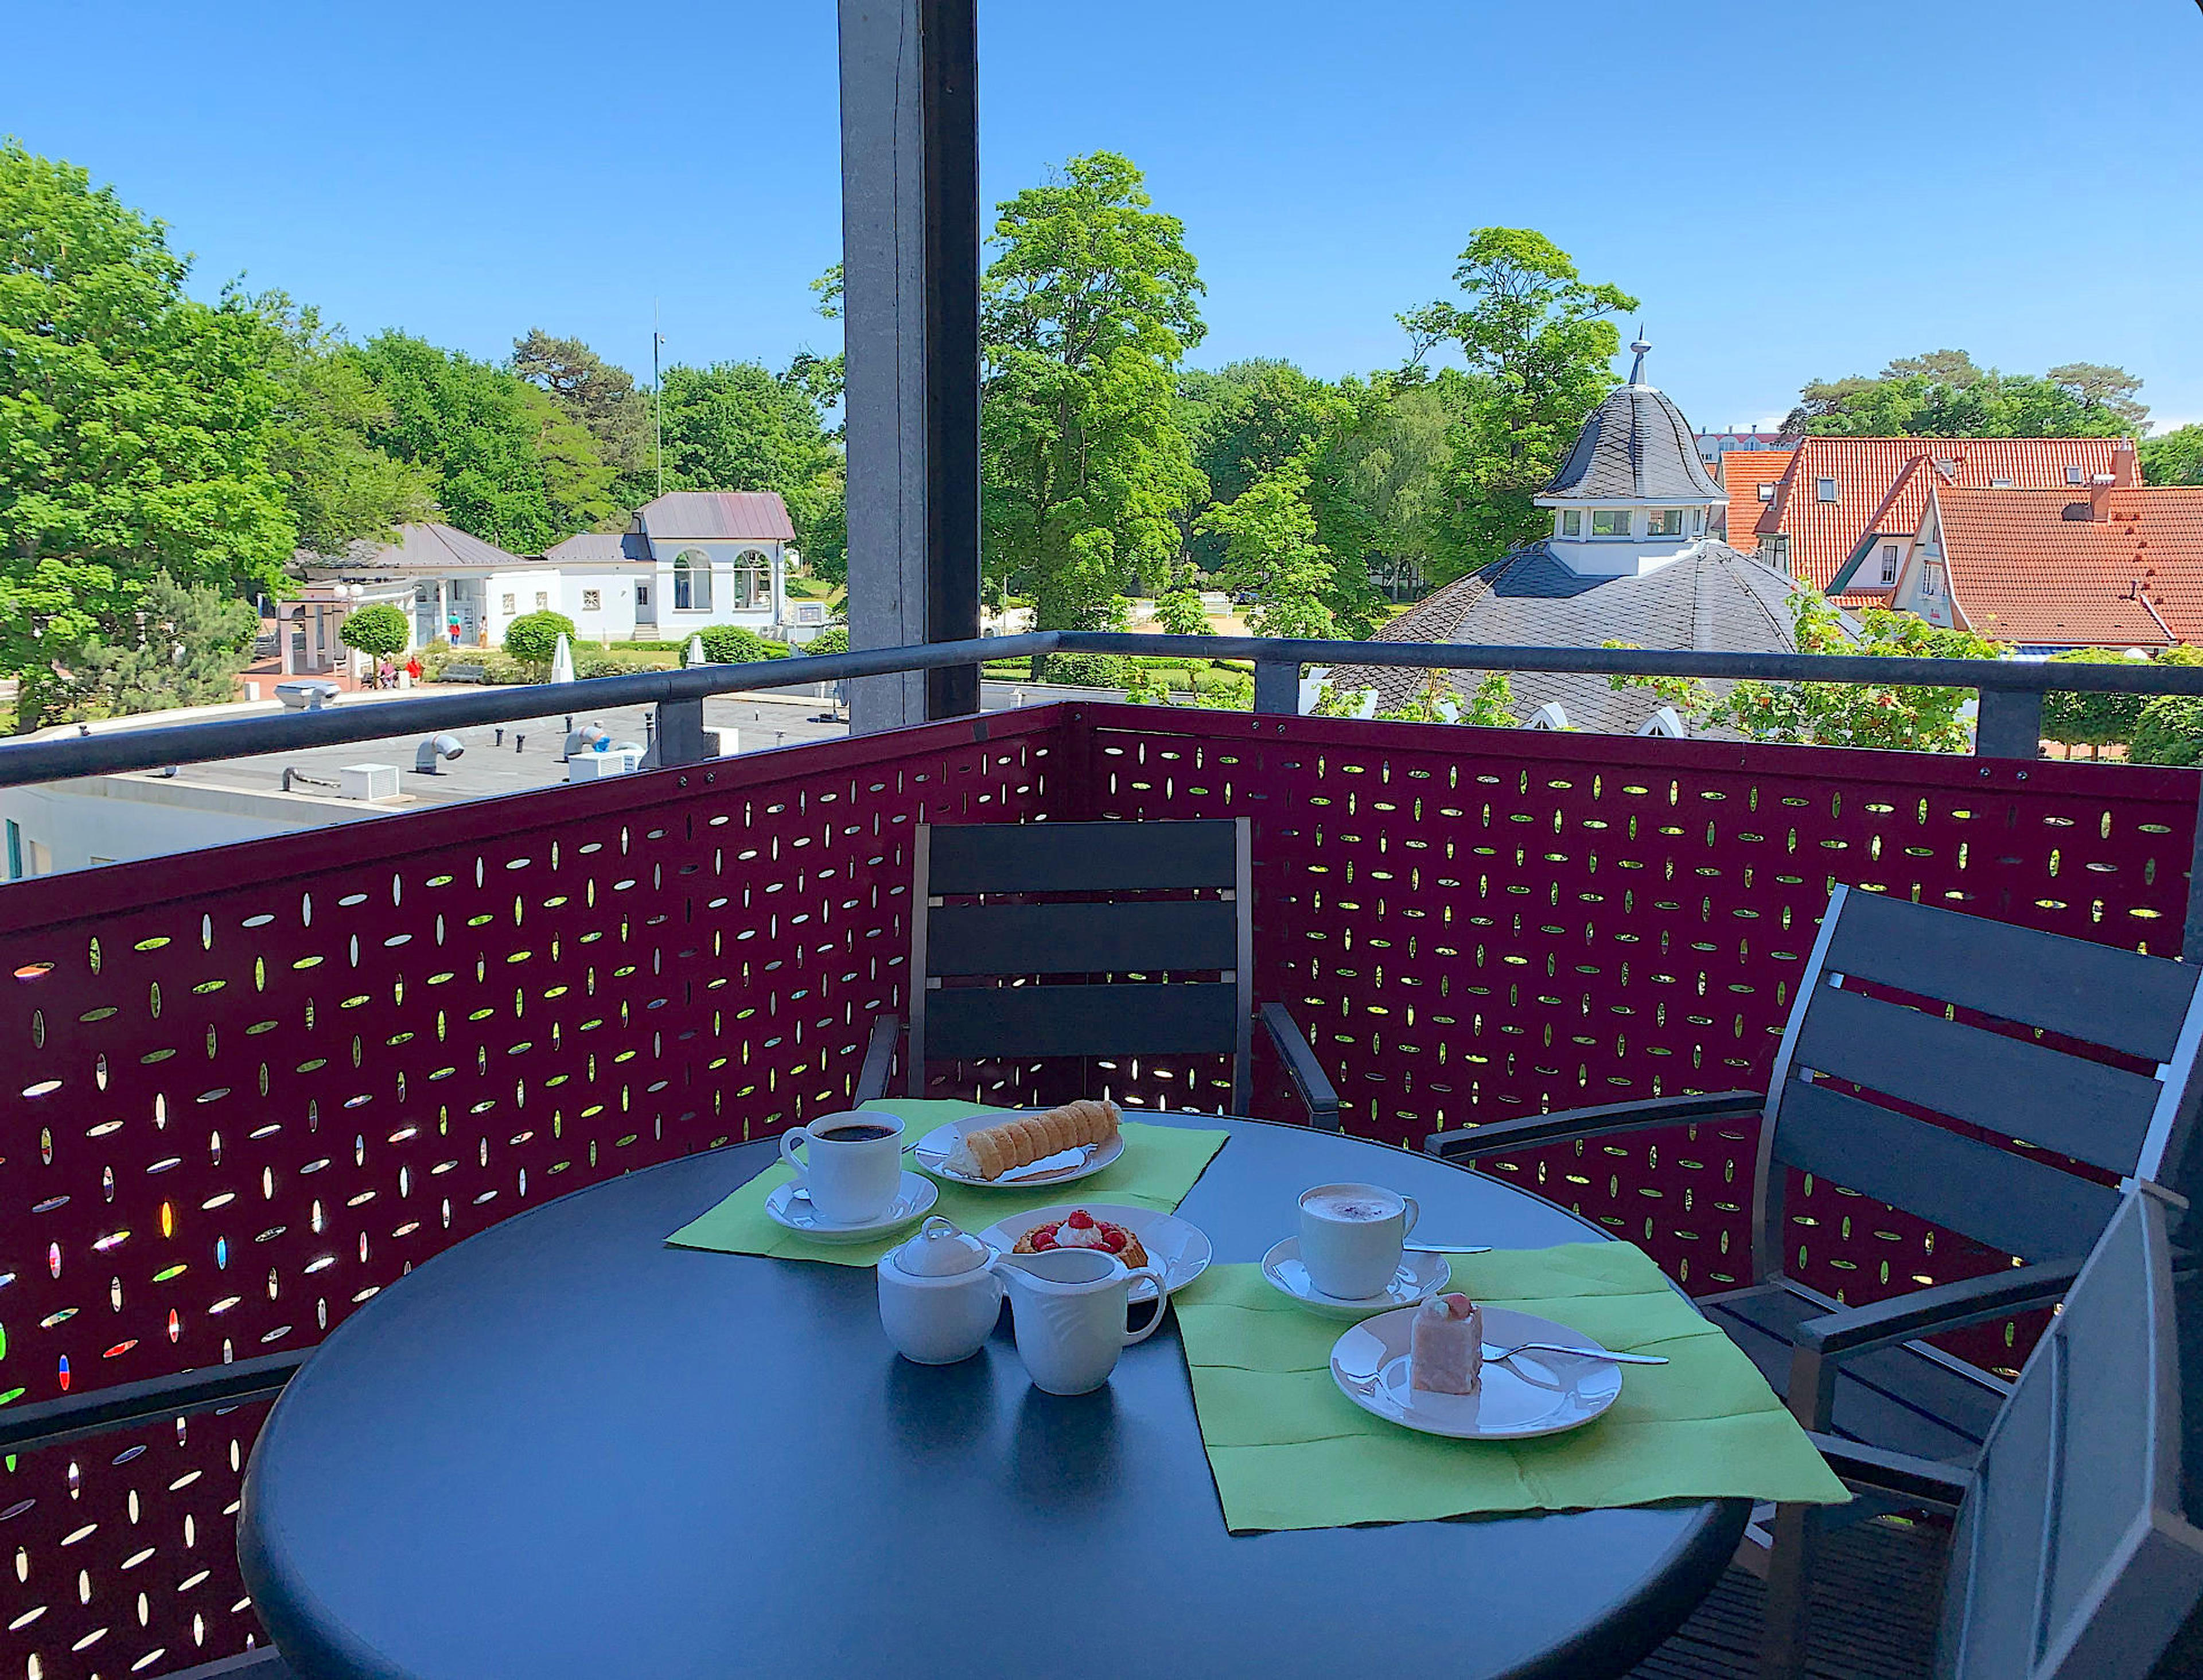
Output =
[
  {"x1": 780, "y1": 1110, "x2": 905, "y2": 1224},
  {"x1": 1297, "y1": 1181, "x2": 1420, "y2": 1300}
]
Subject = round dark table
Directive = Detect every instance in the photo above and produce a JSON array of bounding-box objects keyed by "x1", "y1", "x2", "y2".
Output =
[{"x1": 239, "y1": 1114, "x2": 1745, "y2": 1679}]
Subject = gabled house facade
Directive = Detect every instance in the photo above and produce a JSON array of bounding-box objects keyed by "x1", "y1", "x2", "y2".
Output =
[
  {"x1": 1749, "y1": 435, "x2": 2131, "y2": 602},
  {"x1": 1868, "y1": 444, "x2": 2203, "y2": 652}
]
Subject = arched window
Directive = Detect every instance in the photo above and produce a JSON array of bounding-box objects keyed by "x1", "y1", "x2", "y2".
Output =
[
  {"x1": 735, "y1": 550, "x2": 770, "y2": 610},
  {"x1": 674, "y1": 549, "x2": 713, "y2": 611}
]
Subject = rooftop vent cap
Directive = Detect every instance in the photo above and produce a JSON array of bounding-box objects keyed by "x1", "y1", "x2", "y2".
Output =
[{"x1": 413, "y1": 734, "x2": 465, "y2": 775}]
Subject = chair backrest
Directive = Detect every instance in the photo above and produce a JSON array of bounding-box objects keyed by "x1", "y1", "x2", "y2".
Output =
[
  {"x1": 909, "y1": 819, "x2": 1254, "y2": 1112},
  {"x1": 1754, "y1": 884, "x2": 2203, "y2": 1282},
  {"x1": 1937, "y1": 1187, "x2": 2203, "y2": 1680}
]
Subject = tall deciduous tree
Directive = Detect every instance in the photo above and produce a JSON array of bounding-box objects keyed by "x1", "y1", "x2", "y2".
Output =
[
  {"x1": 982, "y1": 151, "x2": 1206, "y2": 632},
  {"x1": 352, "y1": 333, "x2": 618, "y2": 552},
  {"x1": 0, "y1": 142, "x2": 296, "y2": 724},
  {"x1": 655, "y1": 359, "x2": 846, "y2": 577},
  {"x1": 1782, "y1": 351, "x2": 2148, "y2": 437},
  {"x1": 1197, "y1": 460, "x2": 1335, "y2": 638},
  {"x1": 1399, "y1": 228, "x2": 1638, "y2": 582},
  {"x1": 2142, "y1": 425, "x2": 2203, "y2": 487}
]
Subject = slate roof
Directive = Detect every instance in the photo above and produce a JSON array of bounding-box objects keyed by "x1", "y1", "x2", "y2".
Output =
[
  {"x1": 543, "y1": 531, "x2": 652, "y2": 565},
  {"x1": 1755, "y1": 437, "x2": 2127, "y2": 594},
  {"x1": 1928, "y1": 485, "x2": 2203, "y2": 648},
  {"x1": 1542, "y1": 384, "x2": 1725, "y2": 503},
  {"x1": 1323, "y1": 540, "x2": 1812, "y2": 734},
  {"x1": 305, "y1": 522, "x2": 528, "y2": 574},
  {"x1": 636, "y1": 491, "x2": 796, "y2": 542}
]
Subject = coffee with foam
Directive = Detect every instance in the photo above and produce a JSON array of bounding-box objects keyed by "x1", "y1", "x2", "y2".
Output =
[
  {"x1": 1303, "y1": 1189, "x2": 1401, "y2": 1224},
  {"x1": 1297, "y1": 1181, "x2": 1420, "y2": 1300}
]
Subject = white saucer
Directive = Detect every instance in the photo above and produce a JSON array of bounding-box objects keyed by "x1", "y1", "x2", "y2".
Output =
[
  {"x1": 979, "y1": 1204, "x2": 1211, "y2": 1304},
  {"x1": 764, "y1": 1171, "x2": 937, "y2": 1243},
  {"x1": 1330, "y1": 1306, "x2": 1625, "y2": 1440},
  {"x1": 914, "y1": 1113, "x2": 1126, "y2": 1188},
  {"x1": 1260, "y1": 1236, "x2": 1451, "y2": 1319}
]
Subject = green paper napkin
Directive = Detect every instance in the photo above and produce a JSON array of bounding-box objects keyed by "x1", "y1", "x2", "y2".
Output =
[
  {"x1": 664, "y1": 1102, "x2": 1228, "y2": 1268},
  {"x1": 1173, "y1": 1242, "x2": 1850, "y2": 1533}
]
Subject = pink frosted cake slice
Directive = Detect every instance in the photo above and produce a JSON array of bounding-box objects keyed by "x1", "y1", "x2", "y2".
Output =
[{"x1": 1409, "y1": 1292, "x2": 1484, "y2": 1395}]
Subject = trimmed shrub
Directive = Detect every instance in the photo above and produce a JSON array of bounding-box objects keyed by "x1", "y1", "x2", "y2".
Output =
[
  {"x1": 696, "y1": 625, "x2": 789, "y2": 664},
  {"x1": 1031, "y1": 651, "x2": 1128, "y2": 687},
  {"x1": 338, "y1": 602, "x2": 410, "y2": 659},
  {"x1": 2130, "y1": 695, "x2": 2203, "y2": 765},
  {"x1": 2042, "y1": 648, "x2": 2148, "y2": 753},
  {"x1": 503, "y1": 610, "x2": 577, "y2": 667},
  {"x1": 802, "y1": 625, "x2": 850, "y2": 657}
]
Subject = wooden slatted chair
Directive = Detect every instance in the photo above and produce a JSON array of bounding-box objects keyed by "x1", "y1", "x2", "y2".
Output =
[
  {"x1": 853, "y1": 818, "x2": 1339, "y2": 1126},
  {"x1": 1790, "y1": 1185, "x2": 2203, "y2": 1679},
  {"x1": 1425, "y1": 882, "x2": 2203, "y2": 1655}
]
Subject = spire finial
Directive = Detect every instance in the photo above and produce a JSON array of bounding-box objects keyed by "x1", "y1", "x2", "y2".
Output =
[{"x1": 1627, "y1": 326, "x2": 1652, "y2": 387}]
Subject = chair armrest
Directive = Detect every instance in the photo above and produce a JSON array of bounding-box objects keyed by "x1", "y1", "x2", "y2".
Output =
[
  {"x1": 0, "y1": 1348, "x2": 308, "y2": 1457},
  {"x1": 1423, "y1": 1090, "x2": 1763, "y2": 1161},
  {"x1": 855, "y1": 1014, "x2": 900, "y2": 1105},
  {"x1": 1805, "y1": 1433, "x2": 1972, "y2": 1514},
  {"x1": 1260, "y1": 1003, "x2": 1341, "y2": 1131},
  {"x1": 1795, "y1": 1258, "x2": 2083, "y2": 1359}
]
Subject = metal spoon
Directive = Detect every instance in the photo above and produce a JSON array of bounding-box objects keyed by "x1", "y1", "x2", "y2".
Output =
[
  {"x1": 1404, "y1": 1242, "x2": 1493, "y2": 1254},
  {"x1": 1482, "y1": 1340, "x2": 1669, "y2": 1367}
]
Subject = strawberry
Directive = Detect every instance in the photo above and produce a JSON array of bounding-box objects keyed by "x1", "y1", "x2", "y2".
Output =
[
  {"x1": 1100, "y1": 1227, "x2": 1126, "y2": 1253},
  {"x1": 1065, "y1": 1209, "x2": 1095, "y2": 1230}
]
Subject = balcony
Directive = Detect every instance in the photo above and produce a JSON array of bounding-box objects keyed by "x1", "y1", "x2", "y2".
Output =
[{"x1": 0, "y1": 637, "x2": 2198, "y2": 1679}]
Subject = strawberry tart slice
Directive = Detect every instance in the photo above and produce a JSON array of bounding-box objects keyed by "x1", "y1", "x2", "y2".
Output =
[{"x1": 1012, "y1": 1208, "x2": 1150, "y2": 1270}]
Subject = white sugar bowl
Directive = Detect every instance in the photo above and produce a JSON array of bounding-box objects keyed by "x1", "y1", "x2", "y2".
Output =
[{"x1": 877, "y1": 1216, "x2": 1006, "y2": 1365}]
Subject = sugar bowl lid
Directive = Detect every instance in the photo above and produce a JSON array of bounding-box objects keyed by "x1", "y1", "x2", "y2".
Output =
[{"x1": 892, "y1": 1215, "x2": 993, "y2": 1277}]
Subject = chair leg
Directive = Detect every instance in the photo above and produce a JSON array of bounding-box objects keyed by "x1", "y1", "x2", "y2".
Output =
[{"x1": 1758, "y1": 1500, "x2": 1823, "y2": 1680}]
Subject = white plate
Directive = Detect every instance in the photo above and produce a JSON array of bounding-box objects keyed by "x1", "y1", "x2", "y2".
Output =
[
  {"x1": 1330, "y1": 1306, "x2": 1625, "y2": 1440},
  {"x1": 913, "y1": 1113, "x2": 1126, "y2": 1188},
  {"x1": 1260, "y1": 1236, "x2": 1451, "y2": 1319},
  {"x1": 979, "y1": 1204, "x2": 1211, "y2": 1305},
  {"x1": 764, "y1": 1171, "x2": 938, "y2": 1244}
]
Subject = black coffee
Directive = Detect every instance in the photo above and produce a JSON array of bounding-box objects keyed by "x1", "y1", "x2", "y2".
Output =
[{"x1": 819, "y1": 1123, "x2": 896, "y2": 1143}]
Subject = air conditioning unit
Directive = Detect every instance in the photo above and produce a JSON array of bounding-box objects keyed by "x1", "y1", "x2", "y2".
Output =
[
  {"x1": 338, "y1": 764, "x2": 400, "y2": 801},
  {"x1": 567, "y1": 748, "x2": 642, "y2": 783}
]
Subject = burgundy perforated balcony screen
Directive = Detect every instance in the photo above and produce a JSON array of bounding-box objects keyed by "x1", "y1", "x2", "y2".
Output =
[{"x1": 0, "y1": 702, "x2": 2193, "y2": 1677}]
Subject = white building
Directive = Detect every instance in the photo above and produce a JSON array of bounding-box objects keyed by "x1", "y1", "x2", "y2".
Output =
[{"x1": 289, "y1": 492, "x2": 825, "y2": 672}]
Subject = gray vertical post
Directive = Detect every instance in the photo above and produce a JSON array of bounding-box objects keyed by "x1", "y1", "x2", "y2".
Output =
[
  {"x1": 648, "y1": 699, "x2": 711, "y2": 768},
  {"x1": 1974, "y1": 689, "x2": 2042, "y2": 760},
  {"x1": 840, "y1": 0, "x2": 980, "y2": 734},
  {"x1": 1253, "y1": 656, "x2": 1301, "y2": 716}
]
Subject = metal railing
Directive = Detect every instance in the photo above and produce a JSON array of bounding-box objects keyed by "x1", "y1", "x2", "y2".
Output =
[{"x1": 4, "y1": 629, "x2": 2203, "y2": 787}]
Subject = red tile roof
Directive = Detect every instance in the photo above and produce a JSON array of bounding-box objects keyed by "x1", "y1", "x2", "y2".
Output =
[
  {"x1": 1719, "y1": 450, "x2": 1792, "y2": 554},
  {"x1": 1932, "y1": 484, "x2": 2203, "y2": 648},
  {"x1": 1758, "y1": 437, "x2": 2128, "y2": 594}
]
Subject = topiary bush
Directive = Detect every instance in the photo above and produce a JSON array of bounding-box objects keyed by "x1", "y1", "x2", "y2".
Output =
[
  {"x1": 338, "y1": 602, "x2": 410, "y2": 660},
  {"x1": 2130, "y1": 695, "x2": 2203, "y2": 765},
  {"x1": 695, "y1": 625, "x2": 789, "y2": 664},
  {"x1": 504, "y1": 610, "x2": 577, "y2": 668},
  {"x1": 1031, "y1": 651, "x2": 1128, "y2": 687}
]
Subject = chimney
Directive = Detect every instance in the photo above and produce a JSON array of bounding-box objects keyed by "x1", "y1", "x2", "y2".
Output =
[
  {"x1": 2112, "y1": 439, "x2": 2138, "y2": 488},
  {"x1": 2091, "y1": 472, "x2": 2118, "y2": 522}
]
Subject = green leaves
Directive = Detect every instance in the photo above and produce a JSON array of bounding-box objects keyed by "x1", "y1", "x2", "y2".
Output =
[
  {"x1": 1785, "y1": 349, "x2": 2147, "y2": 438},
  {"x1": 1197, "y1": 460, "x2": 1334, "y2": 637},
  {"x1": 338, "y1": 603, "x2": 410, "y2": 660}
]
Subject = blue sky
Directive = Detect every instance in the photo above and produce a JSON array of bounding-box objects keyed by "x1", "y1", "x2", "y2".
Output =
[{"x1": 10, "y1": 0, "x2": 2202, "y2": 430}]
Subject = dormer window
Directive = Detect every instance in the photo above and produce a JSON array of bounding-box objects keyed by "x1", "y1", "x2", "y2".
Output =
[
  {"x1": 1816, "y1": 477, "x2": 1839, "y2": 503},
  {"x1": 1757, "y1": 481, "x2": 1776, "y2": 501},
  {"x1": 1647, "y1": 509, "x2": 1685, "y2": 538},
  {"x1": 1590, "y1": 510, "x2": 1632, "y2": 537},
  {"x1": 1559, "y1": 510, "x2": 1582, "y2": 538},
  {"x1": 2066, "y1": 465, "x2": 2085, "y2": 485}
]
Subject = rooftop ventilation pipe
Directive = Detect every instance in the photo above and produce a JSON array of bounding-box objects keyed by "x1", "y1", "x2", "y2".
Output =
[{"x1": 413, "y1": 734, "x2": 465, "y2": 775}]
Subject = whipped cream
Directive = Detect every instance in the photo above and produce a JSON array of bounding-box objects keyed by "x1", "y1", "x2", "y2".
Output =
[{"x1": 1050, "y1": 1219, "x2": 1110, "y2": 1249}]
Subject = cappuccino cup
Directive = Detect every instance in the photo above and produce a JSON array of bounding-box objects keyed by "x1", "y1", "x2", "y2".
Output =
[
  {"x1": 1298, "y1": 1182, "x2": 1419, "y2": 1300},
  {"x1": 780, "y1": 1111, "x2": 905, "y2": 1223}
]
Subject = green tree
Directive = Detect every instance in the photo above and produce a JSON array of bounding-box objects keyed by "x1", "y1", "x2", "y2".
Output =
[
  {"x1": 511, "y1": 328, "x2": 652, "y2": 493},
  {"x1": 655, "y1": 359, "x2": 845, "y2": 572},
  {"x1": 338, "y1": 602, "x2": 410, "y2": 660},
  {"x1": 1399, "y1": 229, "x2": 1638, "y2": 582},
  {"x1": 502, "y1": 609, "x2": 576, "y2": 668},
  {"x1": 2142, "y1": 425, "x2": 2203, "y2": 487},
  {"x1": 1153, "y1": 588, "x2": 1210, "y2": 637},
  {"x1": 2041, "y1": 647, "x2": 2148, "y2": 757},
  {"x1": 353, "y1": 333, "x2": 616, "y2": 552},
  {"x1": 44, "y1": 573, "x2": 258, "y2": 721},
  {"x1": 0, "y1": 142, "x2": 295, "y2": 724},
  {"x1": 1609, "y1": 595, "x2": 2006, "y2": 752},
  {"x1": 251, "y1": 293, "x2": 433, "y2": 553},
  {"x1": 982, "y1": 151, "x2": 1206, "y2": 637},
  {"x1": 1196, "y1": 460, "x2": 1334, "y2": 637},
  {"x1": 1782, "y1": 351, "x2": 2147, "y2": 438}
]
